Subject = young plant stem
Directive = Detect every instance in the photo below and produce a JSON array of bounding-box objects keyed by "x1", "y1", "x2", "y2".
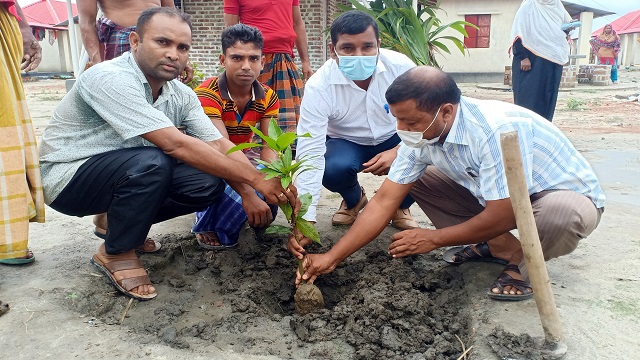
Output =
[{"x1": 291, "y1": 210, "x2": 306, "y2": 282}]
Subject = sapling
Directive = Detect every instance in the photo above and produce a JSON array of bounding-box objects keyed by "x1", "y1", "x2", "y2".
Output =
[{"x1": 227, "y1": 118, "x2": 325, "y2": 314}]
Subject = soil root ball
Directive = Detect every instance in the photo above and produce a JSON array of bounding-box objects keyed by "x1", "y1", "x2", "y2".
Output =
[{"x1": 294, "y1": 283, "x2": 325, "y2": 315}]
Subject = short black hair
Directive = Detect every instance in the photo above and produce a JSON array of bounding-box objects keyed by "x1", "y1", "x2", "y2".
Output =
[
  {"x1": 386, "y1": 66, "x2": 461, "y2": 113},
  {"x1": 136, "y1": 7, "x2": 192, "y2": 39},
  {"x1": 330, "y1": 10, "x2": 379, "y2": 45},
  {"x1": 221, "y1": 23, "x2": 264, "y2": 54}
]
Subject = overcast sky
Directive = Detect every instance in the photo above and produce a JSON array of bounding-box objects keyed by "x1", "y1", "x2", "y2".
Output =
[{"x1": 571, "y1": 0, "x2": 639, "y2": 31}]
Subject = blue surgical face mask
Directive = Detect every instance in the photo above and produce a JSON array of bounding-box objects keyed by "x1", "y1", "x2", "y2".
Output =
[{"x1": 334, "y1": 49, "x2": 378, "y2": 81}]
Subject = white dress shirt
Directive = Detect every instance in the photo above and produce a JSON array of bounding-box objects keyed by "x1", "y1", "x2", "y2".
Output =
[
  {"x1": 388, "y1": 96, "x2": 605, "y2": 209},
  {"x1": 295, "y1": 48, "x2": 415, "y2": 221}
]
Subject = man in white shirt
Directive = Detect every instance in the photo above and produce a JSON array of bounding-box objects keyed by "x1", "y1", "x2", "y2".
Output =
[
  {"x1": 293, "y1": 10, "x2": 418, "y2": 242},
  {"x1": 293, "y1": 66, "x2": 605, "y2": 301}
]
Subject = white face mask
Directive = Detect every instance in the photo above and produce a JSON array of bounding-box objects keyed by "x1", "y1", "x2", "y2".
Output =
[{"x1": 396, "y1": 106, "x2": 445, "y2": 148}]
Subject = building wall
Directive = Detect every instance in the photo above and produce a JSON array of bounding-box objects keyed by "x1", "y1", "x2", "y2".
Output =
[
  {"x1": 619, "y1": 33, "x2": 640, "y2": 66},
  {"x1": 433, "y1": 0, "x2": 520, "y2": 74},
  {"x1": 183, "y1": 0, "x2": 351, "y2": 78}
]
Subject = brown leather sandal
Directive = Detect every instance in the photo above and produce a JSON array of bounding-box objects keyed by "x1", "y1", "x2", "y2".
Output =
[
  {"x1": 93, "y1": 227, "x2": 162, "y2": 253},
  {"x1": 90, "y1": 250, "x2": 157, "y2": 300}
]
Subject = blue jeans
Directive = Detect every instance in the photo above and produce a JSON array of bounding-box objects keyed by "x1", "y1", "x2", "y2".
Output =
[{"x1": 322, "y1": 134, "x2": 414, "y2": 209}]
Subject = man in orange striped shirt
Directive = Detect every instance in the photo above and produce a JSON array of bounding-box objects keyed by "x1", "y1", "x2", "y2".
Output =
[{"x1": 192, "y1": 24, "x2": 279, "y2": 249}]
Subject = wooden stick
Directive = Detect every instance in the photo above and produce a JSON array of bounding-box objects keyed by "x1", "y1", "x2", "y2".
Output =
[
  {"x1": 119, "y1": 298, "x2": 134, "y2": 325},
  {"x1": 500, "y1": 131, "x2": 564, "y2": 344}
]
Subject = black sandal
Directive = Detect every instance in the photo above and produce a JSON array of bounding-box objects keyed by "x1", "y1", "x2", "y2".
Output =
[
  {"x1": 442, "y1": 242, "x2": 508, "y2": 265},
  {"x1": 488, "y1": 264, "x2": 533, "y2": 301}
]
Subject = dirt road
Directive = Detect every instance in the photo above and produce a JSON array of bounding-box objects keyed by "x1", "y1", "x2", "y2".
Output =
[{"x1": 1, "y1": 69, "x2": 639, "y2": 359}]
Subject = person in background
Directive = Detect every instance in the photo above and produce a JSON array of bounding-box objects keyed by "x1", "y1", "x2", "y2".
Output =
[
  {"x1": 0, "y1": 1, "x2": 45, "y2": 266},
  {"x1": 191, "y1": 24, "x2": 280, "y2": 249},
  {"x1": 590, "y1": 24, "x2": 621, "y2": 83},
  {"x1": 224, "y1": 0, "x2": 313, "y2": 152},
  {"x1": 510, "y1": 0, "x2": 572, "y2": 121}
]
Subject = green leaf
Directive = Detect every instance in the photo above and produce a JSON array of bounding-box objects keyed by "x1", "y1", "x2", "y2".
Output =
[
  {"x1": 296, "y1": 219, "x2": 321, "y2": 244},
  {"x1": 265, "y1": 225, "x2": 292, "y2": 235},
  {"x1": 276, "y1": 132, "x2": 297, "y2": 152},
  {"x1": 280, "y1": 201, "x2": 293, "y2": 220},
  {"x1": 268, "y1": 118, "x2": 282, "y2": 141},
  {"x1": 297, "y1": 193, "x2": 313, "y2": 217},
  {"x1": 226, "y1": 142, "x2": 262, "y2": 154},
  {"x1": 249, "y1": 125, "x2": 278, "y2": 150},
  {"x1": 297, "y1": 132, "x2": 312, "y2": 138},
  {"x1": 280, "y1": 176, "x2": 291, "y2": 189},
  {"x1": 283, "y1": 146, "x2": 293, "y2": 170}
]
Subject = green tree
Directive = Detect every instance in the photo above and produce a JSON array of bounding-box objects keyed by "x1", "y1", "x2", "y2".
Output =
[{"x1": 338, "y1": 0, "x2": 475, "y2": 68}]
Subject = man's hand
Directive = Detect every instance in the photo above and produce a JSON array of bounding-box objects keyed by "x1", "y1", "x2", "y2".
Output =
[
  {"x1": 288, "y1": 226, "x2": 313, "y2": 259},
  {"x1": 362, "y1": 147, "x2": 398, "y2": 175},
  {"x1": 21, "y1": 38, "x2": 42, "y2": 72},
  {"x1": 388, "y1": 228, "x2": 440, "y2": 258},
  {"x1": 253, "y1": 178, "x2": 298, "y2": 206},
  {"x1": 301, "y1": 61, "x2": 314, "y2": 82},
  {"x1": 520, "y1": 58, "x2": 532, "y2": 72},
  {"x1": 180, "y1": 62, "x2": 194, "y2": 84},
  {"x1": 296, "y1": 253, "x2": 337, "y2": 286},
  {"x1": 241, "y1": 192, "x2": 273, "y2": 228}
]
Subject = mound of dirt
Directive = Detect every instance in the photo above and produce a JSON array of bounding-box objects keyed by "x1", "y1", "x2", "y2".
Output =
[
  {"x1": 59, "y1": 227, "x2": 471, "y2": 359},
  {"x1": 486, "y1": 326, "x2": 543, "y2": 360}
]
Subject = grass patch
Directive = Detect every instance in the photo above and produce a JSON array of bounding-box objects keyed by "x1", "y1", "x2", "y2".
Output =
[{"x1": 566, "y1": 98, "x2": 587, "y2": 111}]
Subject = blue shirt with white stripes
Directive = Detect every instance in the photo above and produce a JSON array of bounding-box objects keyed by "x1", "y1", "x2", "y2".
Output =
[{"x1": 388, "y1": 96, "x2": 605, "y2": 209}]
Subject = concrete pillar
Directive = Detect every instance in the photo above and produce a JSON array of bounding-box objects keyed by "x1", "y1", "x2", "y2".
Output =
[{"x1": 576, "y1": 11, "x2": 593, "y2": 65}]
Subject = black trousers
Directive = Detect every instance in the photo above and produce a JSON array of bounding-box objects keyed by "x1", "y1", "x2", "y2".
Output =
[
  {"x1": 50, "y1": 147, "x2": 224, "y2": 254},
  {"x1": 512, "y1": 52, "x2": 563, "y2": 122}
]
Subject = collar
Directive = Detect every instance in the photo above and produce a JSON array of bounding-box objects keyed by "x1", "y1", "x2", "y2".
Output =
[
  {"x1": 328, "y1": 52, "x2": 388, "y2": 85},
  {"x1": 443, "y1": 100, "x2": 467, "y2": 146},
  {"x1": 218, "y1": 71, "x2": 265, "y2": 102},
  {"x1": 126, "y1": 52, "x2": 174, "y2": 100}
]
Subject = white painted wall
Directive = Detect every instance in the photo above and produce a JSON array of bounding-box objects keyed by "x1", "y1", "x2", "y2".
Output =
[
  {"x1": 432, "y1": 0, "x2": 521, "y2": 73},
  {"x1": 619, "y1": 33, "x2": 640, "y2": 66},
  {"x1": 32, "y1": 23, "x2": 82, "y2": 73}
]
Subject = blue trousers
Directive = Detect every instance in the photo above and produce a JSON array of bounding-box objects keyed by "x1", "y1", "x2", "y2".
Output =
[{"x1": 323, "y1": 134, "x2": 414, "y2": 209}]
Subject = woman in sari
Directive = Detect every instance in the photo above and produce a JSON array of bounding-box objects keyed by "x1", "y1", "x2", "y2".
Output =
[
  {"x1": 0, "y1": 1, "x2": 45, "y2": 265},
  {"x1": 590, "y1": 24, "x2": 621, "y2": 83}
]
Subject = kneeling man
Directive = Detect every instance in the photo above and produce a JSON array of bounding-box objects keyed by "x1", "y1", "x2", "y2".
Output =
[
  {"x1": 293, "y1": 66, "x2": 605, "y2": 301},
  {"x1": 39, "y1": 8, "x2": 297, "y2": 300}
]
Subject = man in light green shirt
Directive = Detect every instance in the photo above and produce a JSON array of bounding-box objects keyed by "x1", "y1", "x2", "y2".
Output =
[{"x1": 39, "y1": 8, "x2": 298, "y2": 300}]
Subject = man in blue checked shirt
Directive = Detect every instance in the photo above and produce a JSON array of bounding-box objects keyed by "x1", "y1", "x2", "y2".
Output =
[{"x1": 291, "y1": 66, "x2": 605, "y2": 301}]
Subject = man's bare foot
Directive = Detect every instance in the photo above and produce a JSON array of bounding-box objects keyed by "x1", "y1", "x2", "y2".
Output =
[
  {"x1": 195, "y1": 232, "x2": 223, "y2": 249},
  {"x1": 91, "y1": 244, "x2": 156, "y2": 300}
]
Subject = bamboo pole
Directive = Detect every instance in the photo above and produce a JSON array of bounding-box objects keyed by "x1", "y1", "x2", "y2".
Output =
[{"x1": 500, "y1": 131, "x2": 564, "y2": 346}]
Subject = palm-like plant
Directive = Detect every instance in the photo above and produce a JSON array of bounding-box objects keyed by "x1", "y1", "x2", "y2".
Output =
[{"x1": 338, "y1": 0, "x2": 476, "y2": 68}]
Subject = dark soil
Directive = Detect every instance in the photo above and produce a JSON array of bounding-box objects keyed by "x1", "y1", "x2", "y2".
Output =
[
  {"x1": 59, "y1": 226, "x2": 473, "y2": 359},
  {"x1": 486, "y1": 326, "x2": 543, "y2": 360}
]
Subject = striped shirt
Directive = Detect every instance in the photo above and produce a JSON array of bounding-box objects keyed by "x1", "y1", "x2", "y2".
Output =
[
  {"x1": 195, "y1": 72, "x2": 279, "y2": 145},
  {"x1": 388, "y1": 96, "x2": 605, "y2": 209}
]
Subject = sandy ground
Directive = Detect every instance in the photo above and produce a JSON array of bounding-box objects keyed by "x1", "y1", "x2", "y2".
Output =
[{"x1": 1, "y1": 68, "x2": 639, "y2": 359}]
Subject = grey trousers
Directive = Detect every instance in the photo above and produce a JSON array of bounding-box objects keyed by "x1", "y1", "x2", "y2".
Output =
[{"x1": 409, "y1": 167, "x2": 603, "y2": 271}]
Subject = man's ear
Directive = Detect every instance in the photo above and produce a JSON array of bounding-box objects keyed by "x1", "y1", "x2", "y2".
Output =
[
  {"x1": 219, "y1": 53, "x2": 225, "y2": 68},
  {"x1": 260, "y1": 54, "x2": 265, "y2": 70},
  {"x1": 442, "y1": 103, "x2": 456, "y2": 122},
  {"x1": 129, "y1": 31, "x2": 141, "y2": 51},
  {"x1": 329, "y1": 43, "x2": 337, "y2": 60}
]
